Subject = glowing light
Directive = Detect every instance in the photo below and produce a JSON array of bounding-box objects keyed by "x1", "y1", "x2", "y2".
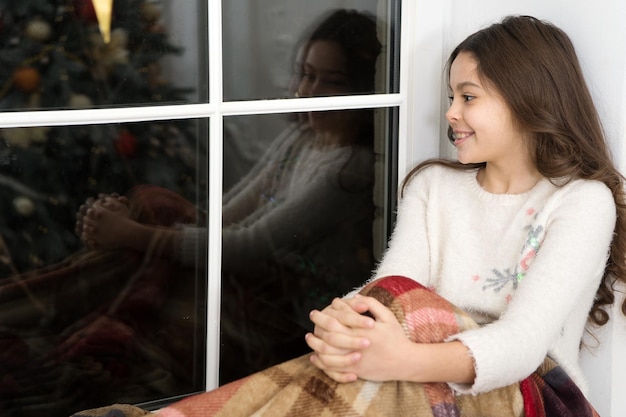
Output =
[{"x1": 92, "y1": 0, "x2": 114, "y2": 43}]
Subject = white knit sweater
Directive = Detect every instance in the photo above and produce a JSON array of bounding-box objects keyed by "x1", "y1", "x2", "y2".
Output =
[{"x1": 370, "y1": 164, "x2": 616, "y2": 395}]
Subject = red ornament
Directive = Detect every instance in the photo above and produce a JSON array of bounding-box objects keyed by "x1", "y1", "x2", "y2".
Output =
[
  {"x1": 75, "y1": 0, "x2": 98, "y2": 22},
  {"x1": 12, "y1": 67, "x2": 41, "y2": 92},
  {"x1": 114, "y1": 130, "x2": 138, "y2": 157}
]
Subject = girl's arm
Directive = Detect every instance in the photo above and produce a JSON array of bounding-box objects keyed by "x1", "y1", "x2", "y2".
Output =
[
  {"x1": 450, "y1": 181, "x2": 617, "y2": 394},
  {"x1": 305, "y1": 167, "x2": 442, "y2": 382},
  {"x1": 81, "y1": 202, "x2": 180, "y2": 258}
]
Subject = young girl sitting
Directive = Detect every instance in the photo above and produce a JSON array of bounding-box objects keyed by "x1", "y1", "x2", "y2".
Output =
[
  {"x1": 72, "y1": 14, "x2": 625, "y2": 417},
  {"x1": 306, "y1": 12, "x2": 625, "y2": 404}
]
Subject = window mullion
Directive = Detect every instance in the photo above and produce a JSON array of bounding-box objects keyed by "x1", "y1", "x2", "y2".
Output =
[
  {"x1": 206, "y1": 0, "x2": 224, "y2": 392},
  {"x1": 0, "y1": 104, "x2": 215, "y2": 128},
  {"x1": 220, "y1": 94, "x2": 403, "y2": 116}
]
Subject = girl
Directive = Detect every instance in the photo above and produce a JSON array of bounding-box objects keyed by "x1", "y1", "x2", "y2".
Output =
[{"x1": 306, "y1": 14, "x2": 626, "y2": 402}]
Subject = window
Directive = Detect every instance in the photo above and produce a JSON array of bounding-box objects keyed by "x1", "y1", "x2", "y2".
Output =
[{"x1": 0, "y1": 0, "x2": 411, "y2": 415}]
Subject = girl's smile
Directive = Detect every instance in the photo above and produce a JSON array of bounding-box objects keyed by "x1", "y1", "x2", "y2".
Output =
[{"x1": 452, "y1": 130, "x2": 474, "y2": 146}]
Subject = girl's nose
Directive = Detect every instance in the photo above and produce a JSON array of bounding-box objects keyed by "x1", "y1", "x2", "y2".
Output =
[
  {"x1": 445, "y1": 99, "x2": 460, "y2": 123},
  {"x1": 297, "y1": 77, "x2": 314, "y2": 98}
]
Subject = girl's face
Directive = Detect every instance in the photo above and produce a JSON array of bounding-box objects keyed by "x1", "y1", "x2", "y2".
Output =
[
  {"x1": 296, "y1": 40, "x2": 356, "y2": 133},
  {"x1": 446, "y1": 52, "x2": 530, "y2": 167},
  {"x1": 296, "y1": 40, "x2": 352, "y2": 98}
]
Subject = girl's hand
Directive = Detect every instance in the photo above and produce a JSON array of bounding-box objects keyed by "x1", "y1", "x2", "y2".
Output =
[
  {"x1": 75, "y1": 193, "x2": 129, "y2": 245},
  {"x1": 306, "y1": 295, "x2": 374, "y2": 382},
  {"x1": 81, "y1": 201, "x2": 136, "y2": 250},
  {"x1": 309, "y1": 294, "x2": 414, "y2": 383}
]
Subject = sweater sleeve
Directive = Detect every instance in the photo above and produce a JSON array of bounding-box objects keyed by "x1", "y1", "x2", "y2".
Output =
[
  {"x1": 371, "y1": 166, "x2": 438, "y2": 287},
  {"x1": 449, "y1": 180, "x2": 616, "y2": 394}
]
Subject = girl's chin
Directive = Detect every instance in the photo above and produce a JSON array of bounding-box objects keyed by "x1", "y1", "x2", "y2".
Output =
[{"x1": 456, "y1": 153, "x2": 481, "y2": 165}]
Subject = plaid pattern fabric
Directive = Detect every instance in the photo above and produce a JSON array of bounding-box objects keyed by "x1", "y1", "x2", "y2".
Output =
[
  {"x1": 520, "y1": 359, "x2": 600, "y2": 417},
  {"x1": 72, "y1": 275, "x2": 598, "y2": 417},
  {"x1": 72, "y1": 404, "x2": 151, "y2": 417}
]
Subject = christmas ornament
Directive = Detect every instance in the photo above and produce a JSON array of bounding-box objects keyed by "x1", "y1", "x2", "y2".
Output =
[
  {"x1": 141, "y1": 1, "x2": 162, "y2": 24},
  {"x1": 25, "y1": 18, "x2": 52, "y2": 42},
  {"x1": 114, "y1": 130, "x2": 138, "y2": 157},
  {"x1": 13, "y1": 196, "x2": 36, "y2": 217},
  {"x1": 12, "y1": 67, "x2": 41, "y2": 92}
]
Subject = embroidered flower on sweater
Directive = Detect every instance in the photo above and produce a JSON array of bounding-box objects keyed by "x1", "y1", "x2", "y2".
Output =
[
  {"x1": 482, "y1": 213, "x2": 545, "y2": 300},
  {"x1": 483, "y1": 266, "x2": 523, "y2": 293},
  {"x1": 519, "y1": 224, "x2": 544, "y2": 273}
]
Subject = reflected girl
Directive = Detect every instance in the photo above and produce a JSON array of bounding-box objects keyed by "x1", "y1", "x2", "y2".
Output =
[
  {"x1": 0, "y1": 8, "x2": 383, "y2": 416},
  {"x1": 81, "y1": 9, "x2": 383, "y2": 384}
]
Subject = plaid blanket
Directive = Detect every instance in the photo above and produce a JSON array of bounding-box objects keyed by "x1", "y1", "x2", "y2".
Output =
[{"x1": 72, "y1": 275, "x2": 599, "y2": 417}]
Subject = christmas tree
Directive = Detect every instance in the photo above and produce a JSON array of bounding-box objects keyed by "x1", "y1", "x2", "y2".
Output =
[
  {"x1": 0, "y1": 2, "x2": 207, "y2": 416},
  {"x1": 0, "y1": 0, "x2": 203, "y2": 278}
]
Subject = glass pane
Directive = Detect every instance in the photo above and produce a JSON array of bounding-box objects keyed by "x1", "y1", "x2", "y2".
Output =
[
  {"x1": 220, "y1": 107, "x2": 398, "y2": 384},
  {"x1": 223, "y1": 0, "x2": 400, "y2": 101},
  {"x1": 0, "y1": 119, "x2": 208, "y2": 415},
  {"x1": 0, "y1": 0, "x2": 208, "y2": 111}
]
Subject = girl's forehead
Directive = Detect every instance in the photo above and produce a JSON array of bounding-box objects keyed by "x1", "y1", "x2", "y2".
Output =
[
  {"x1": 450, "y1": 52, "x2": 504, "y2": 94},
  {"x1": 449, "y1": 52, "x2": 481, "y2": 87}
]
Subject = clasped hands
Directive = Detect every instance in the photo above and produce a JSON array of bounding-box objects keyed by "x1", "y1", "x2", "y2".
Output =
[{"x1": 305, "y1": 293, "x2": 413, "y2": 383}]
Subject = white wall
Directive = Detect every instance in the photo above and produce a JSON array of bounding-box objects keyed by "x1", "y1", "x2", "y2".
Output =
[{"x1": 408, "y1": 1, "x2": 626, "y2": 415}]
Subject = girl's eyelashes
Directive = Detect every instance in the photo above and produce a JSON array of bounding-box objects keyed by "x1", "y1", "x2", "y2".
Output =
[{"x1": 447, "y1": 94, "x2": 476, "y2": 103}]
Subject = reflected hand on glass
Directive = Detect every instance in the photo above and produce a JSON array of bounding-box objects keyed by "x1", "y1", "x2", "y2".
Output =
[{"x1": 76, "y1": 193, "x2": 132, "y2": 250}]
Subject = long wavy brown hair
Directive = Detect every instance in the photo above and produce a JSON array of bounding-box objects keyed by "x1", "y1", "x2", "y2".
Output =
[{"x1": 403, "y1": 15, "x2": 626, "y2": 326}]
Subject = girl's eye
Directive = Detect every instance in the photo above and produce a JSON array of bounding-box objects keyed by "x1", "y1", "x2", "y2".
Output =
[{"x1": 447, "y1": 95, "x2": 474, "y2": 105}]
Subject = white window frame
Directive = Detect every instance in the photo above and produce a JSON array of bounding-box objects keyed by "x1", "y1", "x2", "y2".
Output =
[{"x1": 0, "y1": 0, "x2": 445, "y2": 393}]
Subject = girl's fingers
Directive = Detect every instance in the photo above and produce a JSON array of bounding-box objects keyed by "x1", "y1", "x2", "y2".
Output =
[
  {"x1": 331, "y1": 296, "x2": 376, "y2": 329},
  {"x1": 345, "y1": 295, "x2": 396, "y2": 322},
  {"x1": 318, "y1": 368, "x2": 358, "y2": 384},
  {"x1": 309, "y1": 308, "x2": 348, "y2": 334},
  {"x1": 309, "y1": 352, "x2": 361, "y2": 380},
  {"x1": 311, "y1": 298, "x2": 375, "y2": 331},
  {"x1": 305, "y1": 332, "x2": 369, "y2": 354}
]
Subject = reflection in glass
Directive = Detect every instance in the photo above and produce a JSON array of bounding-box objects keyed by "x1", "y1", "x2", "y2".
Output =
[
  {"x1": 0, "y1": 119, "x2": 208, "y2": 416},
  {"x1": 219, "y1": 8, "x2": 397, "y2": 384},
  {"x1": 223, "y1": 0, "x2": 399, "y2": 101},
  {"x1": 0, "y1": 0, "x2": 207, "y2": 111}
]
